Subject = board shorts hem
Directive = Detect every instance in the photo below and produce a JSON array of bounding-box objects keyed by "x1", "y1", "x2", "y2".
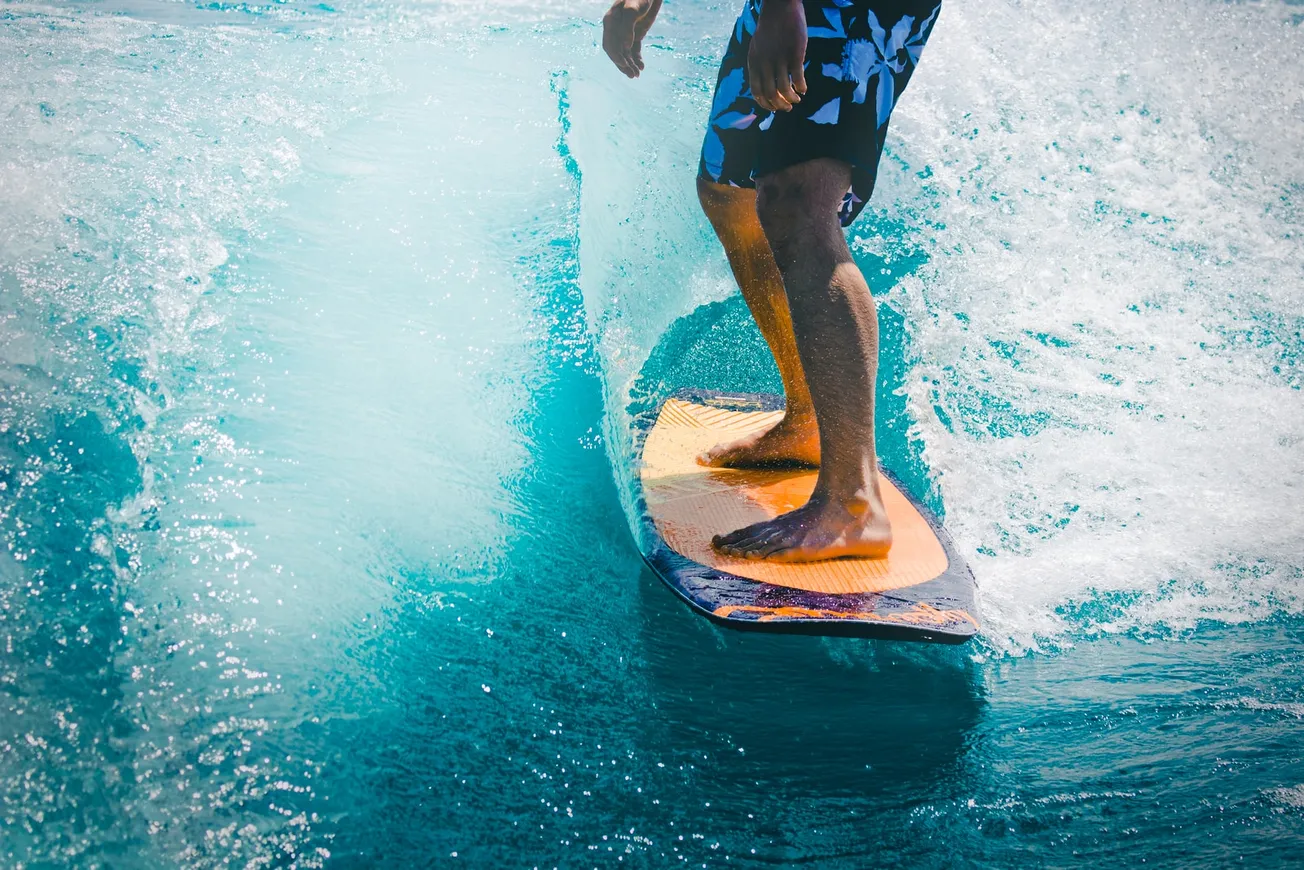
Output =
[{"x1": 699, "y1": 0, "x2": 941, "y2": 226}]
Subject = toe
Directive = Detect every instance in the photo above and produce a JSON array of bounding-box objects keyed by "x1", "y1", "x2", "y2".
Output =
[
  {"x1": 753, "y1": 536, "x2": 797, "y2": 559},
  {"x1": 726, "y1": 518, "x2": 773, "y2": 543},
  {"x1": 712, "y1": 526, "x2": 749, "y2": 548},
  {"x1": 739, "y1": 525, "x2": 791, "y2": 557},
  {"x1": 714, "y1": 536, "x2": 753, "y2": 558},
  {"x1": 713, "y1": 522, "x2": 774, "y2": 556},
  {"x1": 726, "y1": 525, "x2": 791, "y2": 560}
]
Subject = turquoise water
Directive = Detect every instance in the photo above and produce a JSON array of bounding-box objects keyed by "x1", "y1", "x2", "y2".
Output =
[{"x1": 2, "y1": 0, "x2": 1303, "y2": 865}]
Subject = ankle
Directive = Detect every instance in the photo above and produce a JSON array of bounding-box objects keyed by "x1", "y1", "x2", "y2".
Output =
[
  {"x1": 780, "y1": 401, "x2": 817, "y2": 425},
  {"x1": 813, "y1": 471, "x2": 885, "y2": 516}
]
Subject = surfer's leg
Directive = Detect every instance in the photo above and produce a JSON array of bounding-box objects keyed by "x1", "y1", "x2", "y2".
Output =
[
  {"x1": 713, "y1": 157, "x2": 892, "y2": 562},
  {"x1": 694, "y1": 1, "x2": 817, "y2": 467},
  {"x1": 710, "y1": 0, "x2": 942, "y2": 561},
  {"x1": 695, "y1": 177, "x2": 819, "y2": 468}
]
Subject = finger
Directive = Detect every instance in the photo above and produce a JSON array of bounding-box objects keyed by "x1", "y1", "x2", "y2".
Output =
[
  {"x1": 631, "y1": 39, "x2": 645, "y2": 71},
  {"x1": 757, "y1": 60, "x2": 791, "y2": 112},
  {"x1": 768, "y1": 73, "x2": 793, "y2": 112},
  {"x1": 602, "y1": 7, "x2": 639, "y2": 77},
  {"x1": 757, "y1": 61, "x2": 783, "y2": 112},
  {"x1": 792, "y1": 60, "x2": 808, "y2": 96},
  {"x1": 616, "y1": 24, "x2": 638, "y2": 77},
  {"x1": 748, "y1": 61, "x2": 769, "y2": 112},
  {"x1": 607, "y1": 44, "x2": 637, "y2": 77},
  {"x1": 602, "y1": 29, "x2": 632, "y2": 76},
  {"x1": 775, "y1": 71, "x2": 801, "y2": 109},
  {"x1": 605, "y1": 45, "x2": 636, "y2": 77}
]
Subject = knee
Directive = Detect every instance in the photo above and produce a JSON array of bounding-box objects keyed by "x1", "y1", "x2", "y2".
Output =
[
  {"x1": 756, "y1": 161, "x2": 849, "y2": 266},
  {"x1": 755, "y1": 180, "x2": 804, "y2": 264}
]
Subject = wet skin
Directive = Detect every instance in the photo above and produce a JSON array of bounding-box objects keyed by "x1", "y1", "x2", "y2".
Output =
[
  {"x1": 706, "y1": 159, "x2": 893, "y2": 563},
  {"x1": 695, "y1": 176, "x2": 821, "y2": 470},
  {"x1": 605, "y1": 0, "x2": 892, "y2": 562}
]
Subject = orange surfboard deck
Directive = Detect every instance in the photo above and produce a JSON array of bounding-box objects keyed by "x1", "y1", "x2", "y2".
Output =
[{"x1": 634, "y1": 390, "x2": 978, "y2": 642}]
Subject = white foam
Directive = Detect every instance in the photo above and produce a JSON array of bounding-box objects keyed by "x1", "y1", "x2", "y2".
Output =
[
  {"x1": 1221, "y1": 697, "x2": 1304, "y2": 718},
  {"x1": 0, "y1": 3, "x2": 392, "y2": 863},
  {"x1": 877, "y1": 0, "x2": 1304, "y2": 652},
  {"x1": 1265, "y1": 784, "x2": 1304, "y2": 809}
]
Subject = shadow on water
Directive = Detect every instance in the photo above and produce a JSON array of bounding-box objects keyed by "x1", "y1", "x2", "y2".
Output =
[
  {"x1": 627, "y1": 548, "x2": 984, "y2": 865},
  {"x1": 634, "y1": 560, "x2": 983, "y2": 802}
]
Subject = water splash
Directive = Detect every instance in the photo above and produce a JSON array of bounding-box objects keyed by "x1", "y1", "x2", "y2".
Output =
[
  {"x1": 887, "y1": 0, "x2": 1304, "y2": 652},
  {"x1": 0, "y1": 2, "x2": 390, "y2": 862}
]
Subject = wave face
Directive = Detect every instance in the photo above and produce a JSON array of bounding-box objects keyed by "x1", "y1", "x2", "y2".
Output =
[{"x1": 1, "y1": 0, "x2": 1302, "y2": 866}]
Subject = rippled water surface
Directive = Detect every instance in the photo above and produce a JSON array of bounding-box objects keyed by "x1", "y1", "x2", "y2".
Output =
[{"x1": 2, "y1": 0, "x2": 1302, "y2": 865}]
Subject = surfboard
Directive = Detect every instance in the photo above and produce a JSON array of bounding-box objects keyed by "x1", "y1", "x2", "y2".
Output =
[{"x1": 632, "y1": 389, "x2": 979, "y2": 643}]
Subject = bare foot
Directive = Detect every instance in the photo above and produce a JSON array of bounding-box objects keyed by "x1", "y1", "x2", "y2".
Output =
[
  {"x1": 697, "y1": 413, "x2": 819, "y2": 468},
  {"x1": 711, "y1": 493, "x2": 892, "y2": 562}
]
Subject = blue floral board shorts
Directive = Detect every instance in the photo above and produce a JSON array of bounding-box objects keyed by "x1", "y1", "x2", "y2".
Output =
[{"x1": 700, "y1": 0, "x2": 942, "y2": 226}]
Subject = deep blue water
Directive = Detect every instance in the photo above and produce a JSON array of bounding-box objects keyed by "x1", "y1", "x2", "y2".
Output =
[{"x1": 1, "y1": 0, "x2": 1302, "y2": 866}]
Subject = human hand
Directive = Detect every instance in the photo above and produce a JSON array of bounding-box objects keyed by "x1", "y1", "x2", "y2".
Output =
[
  {"x1": 748, "y1": 0, "x2": 807, "y2": 111},
  {"x1": 602, "y1": 0, "x2": 663, "y2": 78}
]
